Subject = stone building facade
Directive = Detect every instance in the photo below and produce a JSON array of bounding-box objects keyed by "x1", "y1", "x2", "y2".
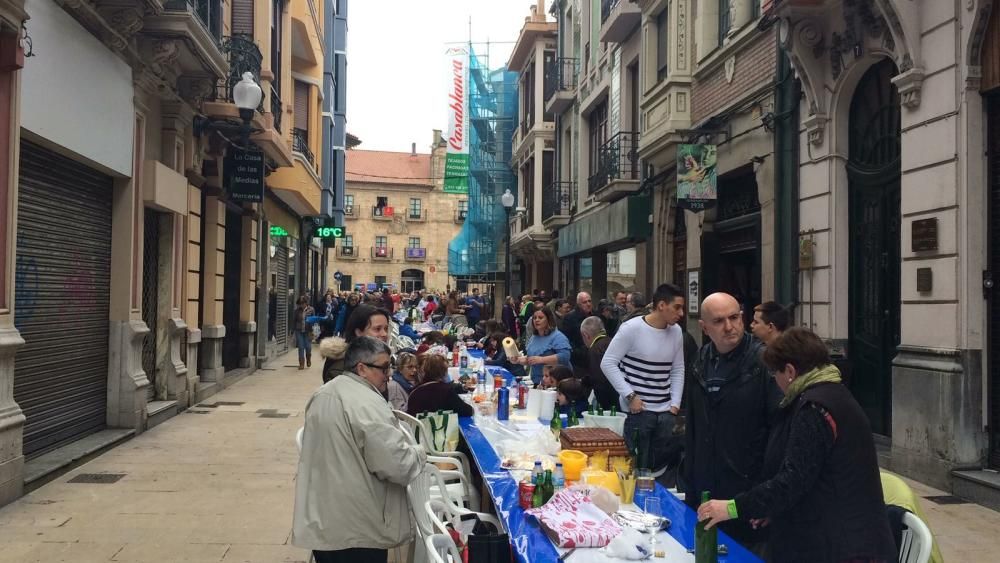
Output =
[{"x1": 335, "y1": 133, "x2": 463, "y2": 292}]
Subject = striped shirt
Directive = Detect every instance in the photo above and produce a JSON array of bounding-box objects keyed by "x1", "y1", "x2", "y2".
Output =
[{"x1": 600, "y1": 316, "x2": 685, "y2": 412}]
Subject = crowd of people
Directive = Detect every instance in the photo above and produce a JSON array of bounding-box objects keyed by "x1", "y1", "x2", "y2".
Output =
[{"x1": 290, "y1": 282, "x2": 939, "y2": 563}]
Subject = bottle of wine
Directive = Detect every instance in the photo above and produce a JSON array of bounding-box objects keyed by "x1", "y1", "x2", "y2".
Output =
[
  {"x1": 589, "y1": 398, "x2": 596, "y2": 415},
  {"x1": 532, "y1": 473, "x2": 545, "y2": 508},
  {"x1": 568, "y1": 407, "x2": 578, "y2": 427},
  {"x1": 695, "y1": 490, "x2": 718, "y2": 563},
  {"x1": 550, "y1": 412, "x2": 561, "y2": 439},
  {"x1": 542, "y1": 469, "x2": 555, "y2": 503}
]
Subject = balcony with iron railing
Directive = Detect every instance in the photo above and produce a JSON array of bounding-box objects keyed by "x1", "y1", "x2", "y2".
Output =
[
  {"x1": 292, "y1": 128, "x2": 315, "y2": 166},
  {"x1": 371, "y1": 247, "x2": 393, "y2": 260},
  {"x1": 164, "y1": 0, "x2": 223, "y2": 41},
  {"x1": 588, "y1": 131, "x2": 640, "y2": 202},
  {"x1": 406, "y1": 209, "x2": 426, "y2": 222},
  {"x1": 455, "y1": 209, "x2": 468, "y2": 223},
  {"x1": 600, "y1": 0, "x2": 641, "y2": 43},
  {"x1": 542, "y1": 181, "x2": 576, "y2": 227},
  {"x1": 372, "y1": 206, "x2": 394, "y2": 220},
  {"x1": 544, "y1": 57, "x2": 578, "y2": 115},
  {"x1": 344, "y1": 205, "x2": 357, "y2": 219},
  {"x1": 338, "y1": 246, "x2": 358, "y2": 259},
  {"x1": 405, "y1": 248, "x2": 427, "y2": 261},
  {"x1": 270, "y1": 84, "x2": 283, "y2": 133}
]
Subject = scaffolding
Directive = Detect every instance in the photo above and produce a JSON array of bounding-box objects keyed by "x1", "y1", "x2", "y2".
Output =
[{"x1": 447, "y1": 45, "x2": 518, "y2": 285}]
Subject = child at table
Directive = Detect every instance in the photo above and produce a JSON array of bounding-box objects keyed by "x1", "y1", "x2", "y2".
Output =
[
  {"x1": 556, "y1": 378, "x2": 589, "y2": 418},
  {"x1": 540, "y1": 365, "x2": 574, "y2": 390}
]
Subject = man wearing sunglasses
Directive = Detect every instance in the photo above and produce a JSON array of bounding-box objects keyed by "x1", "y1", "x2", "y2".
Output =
[{"x1": 293, "y1": 336, "x2": 426, "y2": 563}]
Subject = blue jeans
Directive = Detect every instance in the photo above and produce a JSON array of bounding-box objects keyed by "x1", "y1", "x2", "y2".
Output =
[
  {"x1": 296, "y1": 331, "x2": 311, "y2": 361},
  {"x1": 623, "y1": 410, "x2": 677, "y2": 474}
]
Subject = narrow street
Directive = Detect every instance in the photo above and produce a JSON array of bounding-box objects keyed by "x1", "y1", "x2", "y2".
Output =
[
  {"x1": 0, "y1": 351, "x2": 995, "y2": 561},
  {"x1": 0, "y1": 354, "x2": 316, "y2": 563}
]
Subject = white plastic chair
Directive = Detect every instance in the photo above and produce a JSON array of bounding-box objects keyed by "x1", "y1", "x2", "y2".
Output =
[
  {"x1": 394, "y1": 410, "x2": 479, "y2": 509},
  {"x1": 425, "y1": 533, "x2": 462, "y2": 563},
  {"x1": 899, "y1": 511, "x2": 933, "y2": 563},
  {"x1": 408, "y1": 464, "x2": 498, "y2": 563}
]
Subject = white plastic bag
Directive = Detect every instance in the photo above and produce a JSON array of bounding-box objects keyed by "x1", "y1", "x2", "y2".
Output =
[{"x1": 603, "y1": 526, "x2": 652, "y2": 560}]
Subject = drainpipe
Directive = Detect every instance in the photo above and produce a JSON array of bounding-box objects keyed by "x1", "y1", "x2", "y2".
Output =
[{"x1": 774, "y1": 47, "x2": 800, "y2": 307}]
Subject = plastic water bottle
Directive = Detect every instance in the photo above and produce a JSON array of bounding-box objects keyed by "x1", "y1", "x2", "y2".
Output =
[
  {"x1": 460, "y1": 344, "x2": 469, "y2": 369},
  {"x1": 559, "y1": 413, "x2": 569, "y2": 429},
  {"x1": 553, "y1": 463, "x2": 565, "y2": 492},
  {"x1": 532, "y1": 460, "x2": 543, "y2": 483}
]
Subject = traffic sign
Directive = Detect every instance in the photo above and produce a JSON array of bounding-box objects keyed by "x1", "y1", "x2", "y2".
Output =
[{"x1": 333, "y1": 271, "x2": 343, "y2": 281}]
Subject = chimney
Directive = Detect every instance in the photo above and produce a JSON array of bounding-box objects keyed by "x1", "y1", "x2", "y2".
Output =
[
  {"x1": 536, "y1": 0, "x2": 545, "y2": 20},
  {"x1": 411, "y1": 142, "x2": 417, "y2": 157}
]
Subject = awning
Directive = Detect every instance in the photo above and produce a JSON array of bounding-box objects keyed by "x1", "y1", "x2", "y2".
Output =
[{"x1": 557, "y1": 194, "x2": 651, "y2": 258}]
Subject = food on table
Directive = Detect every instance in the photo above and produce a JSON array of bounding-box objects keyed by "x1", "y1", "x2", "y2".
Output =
[
  {"x1": 472, "y1": 393, "x2": 488, "y2": 403},
  {"x1": 589, "y1": 450, "x2": 609, "y2": 472}
]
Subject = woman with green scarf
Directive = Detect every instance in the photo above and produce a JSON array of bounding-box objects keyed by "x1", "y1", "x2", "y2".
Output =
[{"x1": 697, "y1": 327, "x2": 896, "y2": 563}]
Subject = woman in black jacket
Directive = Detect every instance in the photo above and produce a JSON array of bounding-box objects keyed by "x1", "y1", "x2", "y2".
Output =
[
  {"x1": 406, "y1": 354, "x2": 474, "y2": 417},
  {"x1": 697, "y1": 328, "x2": 896, "y2": 563}
]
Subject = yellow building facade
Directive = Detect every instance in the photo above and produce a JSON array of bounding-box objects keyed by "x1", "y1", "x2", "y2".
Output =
[{"x1": 333, "y1": 132, "x2": 465, "y2": 292}]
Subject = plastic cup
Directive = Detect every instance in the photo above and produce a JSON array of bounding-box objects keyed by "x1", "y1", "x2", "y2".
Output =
[
  {"x1": 558, "y1": 450, "x2": 588, "y2": 481},
  {"x1": 618, "y1": 472, "x2": 636, "y2": 504}
]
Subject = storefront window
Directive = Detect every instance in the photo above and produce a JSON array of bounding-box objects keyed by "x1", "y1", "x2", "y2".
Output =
[
  {"x1": 607, "y1": 248, "x2": 637, "y2": 298},
  {"x1": 577, "y1": 256, "x2": 593, "y2": 296}
]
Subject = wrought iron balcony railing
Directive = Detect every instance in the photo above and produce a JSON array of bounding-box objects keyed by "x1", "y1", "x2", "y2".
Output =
[
  {"x1": 405, "y1": 248, "x2": 427, "y2": 261},
  {"x1": 455, "y1": 209, "x2": 467, "y2": 223},
  {"x1": 270, "y1": 84, "x2": 283, "y2": 133},
  {"x1": 587, "y1": 131, "x2": 640, "y2": 196},
  {"x1": 544, "y1": 58, "x2": 579, "y2": 102},
  {"x1": 212, "y1": 35, "x2": 263, "y2": 107},
  {"x1": 371, "y1": 247, "x2": 393, "y2": 260},
  {"x1": 339, "y1": 246, "x2": 356, "y2": 257},
  {"x1": 407, "y1": 209, "x2": 426, "y2": 221},
  {"x1": 292, "y1": 128, "x2": 315, "y2": 166},
  {"x1": 542, "y1": 181, "x2": 576, "y2": 221},
  {"x1": 601, "y1": 0, "x2": 622, "y2": 24},
  {"x1": 165, "y1": 0, "x2": 223, "y2": 41}
]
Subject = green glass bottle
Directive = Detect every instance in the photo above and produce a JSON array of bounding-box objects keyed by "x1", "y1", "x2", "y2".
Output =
[
  {"x1": 589, "y1": 398, "x2": 596, "y2": 415},
  {"x1": 532, "y1": 473, "x2": 544, "y2": 508},
  {"x1": 610, "y1": 402, "x2": 617, "y2": 416},
  {"x1": 695, "y1": 491, "x2": 718, "y2": 563},
  {"x1": 550, "y1": 412, "x2": 561, "y2": 439},
  {"x1": 568, "y1": 407, "x2": 578, "y2": 427},
  {"x1": 542, "y1": 469, "x2": 555, "y2": 503}
]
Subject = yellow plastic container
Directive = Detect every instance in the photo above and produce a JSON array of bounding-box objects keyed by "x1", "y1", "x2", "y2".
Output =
[
  {"x1": 580, "y1": 470, "x2": 622, "y2": 495},
  {"x1": 559, "y1": 450, "x2": 588, "y2": 481}
]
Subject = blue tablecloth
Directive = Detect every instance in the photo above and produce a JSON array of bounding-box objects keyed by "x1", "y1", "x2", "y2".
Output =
[{"x1": 458, "y1": 351, "x2": 761, "y2": 563}]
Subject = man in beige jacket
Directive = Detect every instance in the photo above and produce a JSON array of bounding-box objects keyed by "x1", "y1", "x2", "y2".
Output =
[{"x1": 292, "y1": 336, "x2": 426, "y2": 563}]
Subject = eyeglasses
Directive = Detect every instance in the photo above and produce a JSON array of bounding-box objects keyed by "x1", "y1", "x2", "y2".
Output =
[{"x1": 363, "y1": 362, "x2": 392, "y2": 374}]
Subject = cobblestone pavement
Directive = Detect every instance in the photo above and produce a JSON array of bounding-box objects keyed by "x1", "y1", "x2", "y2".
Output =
[{"x1": 0, "y1": 349, "x2": 998, "y2": 562}]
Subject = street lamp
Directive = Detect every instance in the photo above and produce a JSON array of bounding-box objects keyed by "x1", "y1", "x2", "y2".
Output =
[
  {"x1": 233, "y1": 72, "x2": 263, "y2": 146},
  {"x1": 501, "y1": 188, "x2": 515, "y2": 302},
  {"x1": 192, "y1": 72, "x2": 264, "y2": 148}
]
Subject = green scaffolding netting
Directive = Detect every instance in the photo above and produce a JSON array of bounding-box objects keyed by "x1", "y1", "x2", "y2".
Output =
[{"x1": 447, "y1": 46, "x2": 518, "y2": 280}]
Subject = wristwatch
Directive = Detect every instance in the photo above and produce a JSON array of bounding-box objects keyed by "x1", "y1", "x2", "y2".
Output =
[{"x1": 625, "y1": 392, "x2": 638, "y2": 403}]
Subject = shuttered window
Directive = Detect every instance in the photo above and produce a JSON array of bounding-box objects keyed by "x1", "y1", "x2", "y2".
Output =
[
  {"x1": 294, "y1": 81, "x2": 310, "y2": 131},
  {"x1": 232, "y1": 0, "x2": 254, "y2": 36}
]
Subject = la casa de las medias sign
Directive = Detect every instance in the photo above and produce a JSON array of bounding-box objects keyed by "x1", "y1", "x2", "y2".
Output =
[{"x1": 224, "y1": 147, "x2": 265, "y2": 203}]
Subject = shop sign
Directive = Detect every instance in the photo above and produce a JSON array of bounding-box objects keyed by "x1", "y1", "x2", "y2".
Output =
[
  {"x1": 224, "y1": 146, "x2": 265, "y2": 203},
  {"x1": 443, "y1": 47, "x2": 470, "y2": 194},
  {"x1": 269, "y1": 225, "x2": 289, "y2": 237},
  {"x1": 676, "y1": 144, "x2": 718, "y2": 211},
  {"x1": 687, "y1": 270, "x2": 700, "y2": 315}
]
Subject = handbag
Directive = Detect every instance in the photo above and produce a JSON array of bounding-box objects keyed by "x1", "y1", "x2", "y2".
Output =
[
  {"x1": 417, "y1": 409, "x2": 459, "y2": 451},
  {"x1": 463, "y1": 515, "x2": 512, "y2": 563}
]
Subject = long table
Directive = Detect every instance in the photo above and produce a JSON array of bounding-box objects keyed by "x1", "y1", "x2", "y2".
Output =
[{"x1": 458, "y1": 351, "x2": 760, "y2": 562}]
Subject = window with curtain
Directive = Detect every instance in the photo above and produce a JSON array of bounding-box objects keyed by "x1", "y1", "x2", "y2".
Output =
[
  {"x1": 657, "y1": 8, "x2": 669, "y2": 81},
  {"x1": 344, "y1": 194, "x2": 354, "y2": 214}
]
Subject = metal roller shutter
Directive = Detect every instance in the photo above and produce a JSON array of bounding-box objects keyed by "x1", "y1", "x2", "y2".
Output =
[
  {"x1": 294, "y1": 81, "x2": 309, "y2": 131},
  {"x1": 274, "y1": 245, "x2": 289, "y2": 352},
  {"x1": 232, "y1": 0, "x2": 254, "y2": 37},
  {"x1": 14, "y1": 141, "x2": 112, "y2": 457}
]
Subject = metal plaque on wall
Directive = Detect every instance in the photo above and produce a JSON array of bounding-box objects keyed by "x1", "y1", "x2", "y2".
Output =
[
  {"x1": 224, "y1": 147, "x2": 265, "y2": 203},
  {"x1": 911, "y1": 218, "x2": 938, "y2": 252}
]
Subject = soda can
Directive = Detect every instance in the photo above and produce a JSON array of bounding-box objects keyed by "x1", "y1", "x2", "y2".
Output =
[
  {"x1": 497, "y1": 387, "x2": 510, "y2": 421},
  {"x1": 519, "y1": 481, "x2": 535, "y2": 509},
  {"x1": 494, "y1": 375, "x2": 504, "y2": 389}
]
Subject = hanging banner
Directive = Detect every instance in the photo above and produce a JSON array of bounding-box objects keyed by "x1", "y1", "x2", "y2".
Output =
[
  {"x1": 443, "y1": 47, "x2": 469, "y2": 194},
  {"x1": 676, "y1": 144, "x2": 718, "y2": 210}
]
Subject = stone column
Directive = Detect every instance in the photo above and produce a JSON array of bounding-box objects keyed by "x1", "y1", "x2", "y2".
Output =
[
  {"x1": 0, "y1": 327, "x2": 24, "y2": 505},
  {"x1": 185, "y1": 327, "x2": 201, "y2": 403},
  {"x1": 199, "y1": 195, "x2": 226, "y2": 382}
]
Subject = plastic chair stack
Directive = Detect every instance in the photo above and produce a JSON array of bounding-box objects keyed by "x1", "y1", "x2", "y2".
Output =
[{"x1": 393, "y1": 410, "x2": 480, "y2": 510}]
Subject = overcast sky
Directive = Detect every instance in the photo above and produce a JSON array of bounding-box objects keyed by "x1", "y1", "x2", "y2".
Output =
[{"x1": 346, "y1": 1, "x2": 551, "y2": 153}]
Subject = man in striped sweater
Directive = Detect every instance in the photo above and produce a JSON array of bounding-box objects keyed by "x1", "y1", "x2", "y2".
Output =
[{"x1": 600, "y1": 283, "x2": 686, "y2": 477}]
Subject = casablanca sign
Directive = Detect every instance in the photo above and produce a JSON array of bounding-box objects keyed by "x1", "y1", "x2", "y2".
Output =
[{"x1": 443, "y1": 47, "x2": 469, "y2": 194}]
